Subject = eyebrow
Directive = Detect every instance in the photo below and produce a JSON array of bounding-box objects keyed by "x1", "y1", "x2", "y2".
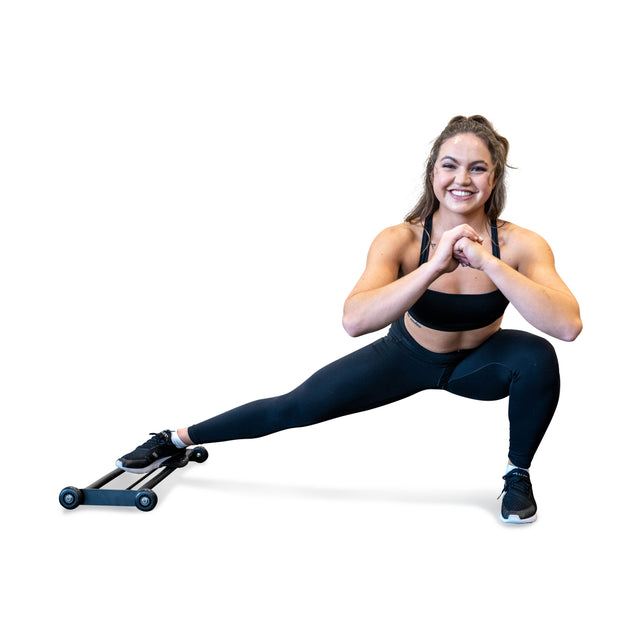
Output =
[{"x1": 440, "y1": 156, "x2": 489, "y2": 166}]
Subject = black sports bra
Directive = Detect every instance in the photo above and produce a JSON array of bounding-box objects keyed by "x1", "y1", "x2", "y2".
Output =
[{"x1": 407, "y1": 217, "x2": 509, "y2": 332}]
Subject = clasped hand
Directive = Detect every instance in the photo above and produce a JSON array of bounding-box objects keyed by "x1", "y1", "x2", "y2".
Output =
[{"x1": 432, "y1": 224, "x2": 490, "y2": 274}]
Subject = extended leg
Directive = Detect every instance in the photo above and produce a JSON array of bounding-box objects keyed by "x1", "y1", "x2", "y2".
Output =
[{"x1": 186, "y1": 333, "x2": 443, "y2": 445}]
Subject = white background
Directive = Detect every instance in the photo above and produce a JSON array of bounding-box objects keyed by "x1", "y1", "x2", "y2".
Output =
[{"x1": 2, "y1": 1, "x2": 637, "y2": 638}]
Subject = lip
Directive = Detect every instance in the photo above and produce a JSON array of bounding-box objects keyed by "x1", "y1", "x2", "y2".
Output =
[{"x1": 448, "y1": 189, "x2": 477, "y2": 200}]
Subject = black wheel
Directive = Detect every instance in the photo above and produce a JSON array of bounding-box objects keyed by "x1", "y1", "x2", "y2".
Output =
[
  {"x1": 135, "y1": 490, "x2": 158, "y2": 512},
  {"x1": 59, "y1": 486, "x2": 84, "y2": 510},
  {"x1": 192, "y1": 446, "x2": 208, "y2": 463}
]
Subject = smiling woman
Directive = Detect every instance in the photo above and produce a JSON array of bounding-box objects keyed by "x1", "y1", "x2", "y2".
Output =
[
  {"x1": 431, "y1": 135, "x2": 497, "y2": 222},
  {"x1": 115, "y1": 115, "x2": 582, "y2": 524},
  {"x1": 406, "y1": 115, "x2": 512, "y2": 225}
]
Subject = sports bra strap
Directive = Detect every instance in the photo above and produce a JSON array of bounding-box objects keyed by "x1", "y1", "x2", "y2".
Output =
[{"x1": 490, "y1": 219, "x2": 500, "y2": 259}]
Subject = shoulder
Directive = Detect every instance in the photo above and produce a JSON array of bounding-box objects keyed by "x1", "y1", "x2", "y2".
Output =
[
  {"x1": 374, "y1": 221, "x2": 420, "y2": 244},
  {"x1": 368, "y1": 222, "x2": 421, "y2": 257},
  {"x1": 497, "y1": 220, "x2": 554, "y2": 268},
  {"x1": 498, "y1": 219, "x2": 543, "y2": 243}
]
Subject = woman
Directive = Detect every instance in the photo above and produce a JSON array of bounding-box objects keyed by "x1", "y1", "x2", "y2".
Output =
[{"x1": 117, "y1": 116, "x2": 582, "y2": 523}]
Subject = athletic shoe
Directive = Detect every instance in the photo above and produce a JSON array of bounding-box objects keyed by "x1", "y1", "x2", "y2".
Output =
[
  {"x1": 499, "y1": 468, "x2": 537, "y2": 523},
  {"x1": 116, "y1": 430, "x2": 182, "y2": 474}
]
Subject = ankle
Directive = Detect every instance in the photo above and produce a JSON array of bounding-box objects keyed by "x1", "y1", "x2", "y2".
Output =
[
  {"x1": 173, "y1": 428, "x2": 194, "y2": 447},
  {"x1": 506, "y1": 461, "x2": 529, "y2": 474}
]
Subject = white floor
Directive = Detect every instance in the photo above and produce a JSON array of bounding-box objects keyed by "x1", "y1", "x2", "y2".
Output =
[
  {"x1": 15, "y1": 340, "x2": 637, "y2": 639},
  {"x1": 4, "y1": 2, "x2": 637, "y2": 638}
]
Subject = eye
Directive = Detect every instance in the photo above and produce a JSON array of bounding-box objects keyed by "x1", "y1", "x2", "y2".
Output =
[
  {"x1": 471, "y1": 166, "x2": 487, "y2": 173},
  {"x1": 441, "y1": 163, "x2": 456, "y2": 169}
]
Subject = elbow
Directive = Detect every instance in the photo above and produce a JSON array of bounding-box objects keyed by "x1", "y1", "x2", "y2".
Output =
[
  {"x1": 342, "y1": 313, "x2": 365, "y2": 338},
  {"x1": 342, "y1": 303, "x2": 372, "y2": 337},
  {"x1": 559, "y1": 317, "x2": 583, "y2": 342}
]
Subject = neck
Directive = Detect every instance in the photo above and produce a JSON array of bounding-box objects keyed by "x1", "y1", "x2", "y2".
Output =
[{"x1": 434, "y1": 208, "x2": 489, "y2": 233}]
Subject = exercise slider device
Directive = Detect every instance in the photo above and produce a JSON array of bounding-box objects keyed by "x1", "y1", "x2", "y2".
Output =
[{"x1": 59, "y1": 446, "x2": 208, "y2": 512}]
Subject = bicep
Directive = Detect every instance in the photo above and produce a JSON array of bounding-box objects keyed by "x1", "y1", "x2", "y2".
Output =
[
  {"x1": 517, "y1": 233, "x2": 574, "y2": 296},
  {"x1": 346, "y1": 229, "x2": 406, "y2": 299}
]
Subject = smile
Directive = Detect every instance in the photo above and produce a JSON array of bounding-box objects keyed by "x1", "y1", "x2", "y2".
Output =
[{"x1": 449, "y1": 189, "x2": 476, "y2": 198}]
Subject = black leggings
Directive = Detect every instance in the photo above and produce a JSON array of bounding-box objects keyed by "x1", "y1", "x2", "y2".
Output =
[{"x1": 188, "y1": 319, "x2": 560, "y2": 468}]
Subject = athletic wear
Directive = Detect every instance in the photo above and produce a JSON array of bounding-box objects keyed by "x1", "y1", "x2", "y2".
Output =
[
  {"x1": 499, "y1": 468, "x2": 537, "y2": 523},
  {"x1": 408, "y1": 216, "x2": 509, "y2": 331},
  {"x1": 186, "y1": 319, "x2": 560, "y2": 470},
  {"x1": 116, "y1": 431, "x2": 182, "y2": 474},
  {"x1": 118, "y1": 217, "x2": 562, "y2": 516}
]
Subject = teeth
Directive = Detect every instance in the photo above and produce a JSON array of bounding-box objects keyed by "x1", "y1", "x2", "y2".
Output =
[{"x1": 451, "y1": 190, "x2": 473, "y2": 197}]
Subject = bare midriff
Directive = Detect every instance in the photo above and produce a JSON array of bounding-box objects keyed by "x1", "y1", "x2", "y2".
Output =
[{"x1": 403, "y1": 312, "x2": 503, "y2": 353}]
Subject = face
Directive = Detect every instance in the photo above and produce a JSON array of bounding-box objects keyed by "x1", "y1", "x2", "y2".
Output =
[{"x1": 430, "y1": 133, "x2": 496, "y2": 216}]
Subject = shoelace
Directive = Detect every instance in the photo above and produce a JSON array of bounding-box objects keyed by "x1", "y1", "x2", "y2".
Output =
[
  {"x1": 142, "y1": 432, "x2": 169, "y2": 448},
  {"x1": 497, "y1": 471, "x2": 531, "y2": 500}
]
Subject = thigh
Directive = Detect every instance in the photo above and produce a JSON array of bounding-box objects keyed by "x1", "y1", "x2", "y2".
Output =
[
  {"x1": 293, "y1": 334, "x2": 443, "y2": 420},
  {"x1": 445, "y1": 329, "x2": 557, "y2": 401},
  {"x1": 189, "y1": 331, "x2": 446, "y2": 444}
]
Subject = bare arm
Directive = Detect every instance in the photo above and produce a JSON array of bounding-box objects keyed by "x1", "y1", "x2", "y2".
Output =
[
  {"x1": 456, "y1": 227, "x2": 582, "y2": 341},
  {"x1": 343, "y1": 223, "x2": 482, "y2": 337}
]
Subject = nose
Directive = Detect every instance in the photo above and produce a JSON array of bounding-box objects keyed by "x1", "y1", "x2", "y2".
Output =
[{"x1": 455, "y1": 167, "x2": 471, "y2": 185}]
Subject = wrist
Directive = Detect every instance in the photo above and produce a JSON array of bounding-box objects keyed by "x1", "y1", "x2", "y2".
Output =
[
  {"x1": 479, "y1": 253, "x2": 500, "y2": 273},
  {"x1": 422, "y1": 259, "x2": 447, "y2": 282}
]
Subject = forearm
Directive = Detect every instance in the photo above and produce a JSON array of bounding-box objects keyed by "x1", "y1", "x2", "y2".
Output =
[
  {"x1": 343, "y1": 262, "x2": 440, "y2": 337},
  {"x1": 482, "y1": 256, "x2": 582, "y2": 341}
]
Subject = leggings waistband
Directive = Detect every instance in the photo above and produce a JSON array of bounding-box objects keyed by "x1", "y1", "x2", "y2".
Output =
[{"x1": 388, "y1": 317, "x2": 476, "y2": 367}]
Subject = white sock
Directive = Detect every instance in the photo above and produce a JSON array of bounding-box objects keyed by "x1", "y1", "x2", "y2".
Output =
[
  {"x1": 506, "y1": 463, "x2": 529, "y2": 474},
  {"x1": 171, "y1": 431, "x2": 188, "y2": 448}
]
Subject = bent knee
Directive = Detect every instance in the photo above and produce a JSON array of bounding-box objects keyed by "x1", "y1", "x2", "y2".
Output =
[
  {"x1": 514, "y1": 335, "x2": 560, "y2": 388},
  {"x1": 493, "y1": 330, "x2": 559, "y2": 375}
]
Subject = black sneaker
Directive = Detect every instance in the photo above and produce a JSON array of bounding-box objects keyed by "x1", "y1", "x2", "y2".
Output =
[
  {"x1": 499, "y1": 468, "x2": 537, "y2": 523},
  {"x1": 116, "y1": 431, "x2": 182, "y2": 474}
]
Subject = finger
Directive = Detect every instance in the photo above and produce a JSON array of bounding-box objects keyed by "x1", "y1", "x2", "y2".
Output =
[
  {"x1": 464, "y1": 228, "x2": 483, "y2": 243},
  {"x1": 454, "y1": 229, "x2": 482, "y2": 245},
  {"x1": 464, "y1": 224, "x2": 483, "y2": 243}
]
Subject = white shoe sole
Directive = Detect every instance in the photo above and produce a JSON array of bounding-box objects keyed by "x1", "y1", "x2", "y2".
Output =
[
  {"x1": 500, "y1": 512, "x2": 537, "y2": 524},
  {"x1": 115, "y1": 456, "x2": 173, "y2": 474}
]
